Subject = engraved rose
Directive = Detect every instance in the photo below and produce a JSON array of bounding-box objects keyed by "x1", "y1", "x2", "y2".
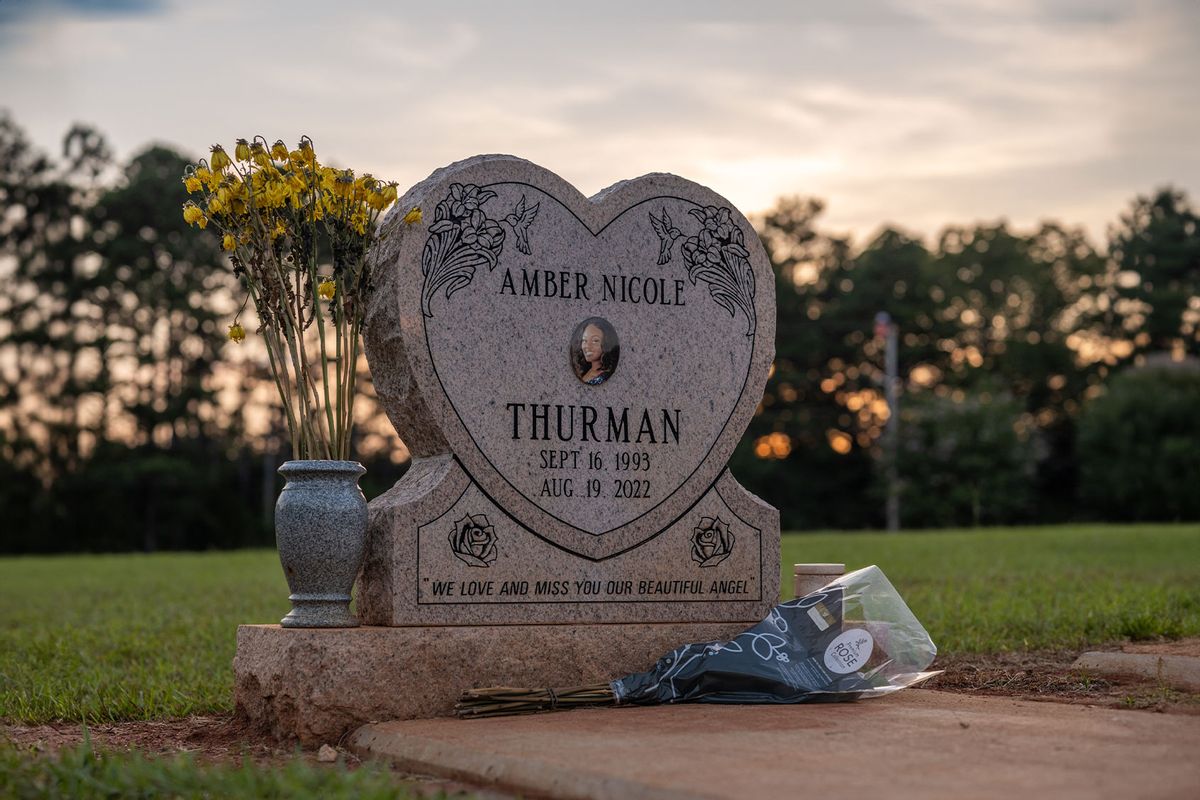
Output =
[
  {"x1": 690, "y1": 516, "x2": 735, "y2": 567},
  {"x1": 449, "y1": 513, "x2": 498, "y2": 567}
]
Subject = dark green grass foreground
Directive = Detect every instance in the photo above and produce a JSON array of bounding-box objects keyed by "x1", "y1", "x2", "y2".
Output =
[
  {"x1": 1, "y1": 524, "x2": 1198, "y2": 726},
  {"x1": 0, "y1": 739, "x2": 420, "y2": 799}
]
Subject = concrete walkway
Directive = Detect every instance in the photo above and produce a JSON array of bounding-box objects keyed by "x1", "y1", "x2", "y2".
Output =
[
  {"x1": 351, "y1": 689, "x2": 1200, "y2": 800},
  {"x1": 1074, "y1": 639, "x2": 1200, "y2": 691}
]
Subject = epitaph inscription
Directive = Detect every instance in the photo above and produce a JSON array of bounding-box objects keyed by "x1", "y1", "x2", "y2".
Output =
[{"x1": 360, "y1": 156, "x2": 779, "y2": 625}]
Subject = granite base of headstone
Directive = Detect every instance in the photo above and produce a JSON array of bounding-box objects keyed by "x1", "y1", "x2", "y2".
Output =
[{"x1": 234, "y1": 156, "x2": 783, "y2": 743}]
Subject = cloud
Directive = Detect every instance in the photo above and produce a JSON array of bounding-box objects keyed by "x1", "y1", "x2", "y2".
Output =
[{"x1": 0, "y1": 0, "x2": 1195, "y2": 245}]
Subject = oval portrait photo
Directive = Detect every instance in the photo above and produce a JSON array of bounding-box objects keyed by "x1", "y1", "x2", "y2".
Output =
[{"x1": 570, "y1": 317, "x2": 620, "y2": 386}]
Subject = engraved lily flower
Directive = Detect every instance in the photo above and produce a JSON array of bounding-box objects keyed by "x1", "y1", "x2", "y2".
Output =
[
  {"x1": 448, "y1": 183, "x2": 496, "y2": 219},
  {"x1": 460, "y1": 210, "x2": 504, "y2": 252},
  {"x1": 712, "y1": 207, "x2": 735, "y2": 241},
  {"x1": 691, "y1": 205, "x2": 737, "y2": 243},
  {"x1": 698, "y1": 233, "x2": 726, "y2": 268}
]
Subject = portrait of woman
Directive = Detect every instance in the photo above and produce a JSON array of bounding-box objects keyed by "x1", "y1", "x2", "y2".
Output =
[{"x1": 570, "y1": 317, "x2": 620, "y2": 386}]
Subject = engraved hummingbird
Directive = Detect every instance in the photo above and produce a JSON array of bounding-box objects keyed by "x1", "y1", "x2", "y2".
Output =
[
  {"x1": 504, "y1": 194, "x2": 540, "y2": 255},
  {"x1": 649, "y1": 208, "x2": 682, "y2": 265}
]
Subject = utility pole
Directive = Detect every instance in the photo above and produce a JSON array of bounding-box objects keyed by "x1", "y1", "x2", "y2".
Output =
[{"x1": 875, "y1": 312, "x2": 900, "y2": 532}]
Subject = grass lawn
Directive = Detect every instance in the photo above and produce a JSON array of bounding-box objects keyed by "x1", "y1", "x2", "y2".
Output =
[
  {"x1": 781, "y1": 523, "x2": 1200, "y2": 652},
  {"x1": 1, "y1": 550, "x2": 289, "y2": 724},
  {"x1": 1, "y1": 523, "x2": 1198, "y2": 727}
]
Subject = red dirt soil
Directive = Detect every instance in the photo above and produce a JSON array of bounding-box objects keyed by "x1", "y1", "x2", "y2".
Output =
[{"x1": 927, "y1": 640, "x2": 1200, "y2": 713}]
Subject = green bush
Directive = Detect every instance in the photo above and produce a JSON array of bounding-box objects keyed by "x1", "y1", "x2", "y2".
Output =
[
  {"x1": 895, "y1": 391, "x2": 1037, "y2": 527},
  {"x1": 1077, "y1": 365, "x2": 1200, "y2": 520}
]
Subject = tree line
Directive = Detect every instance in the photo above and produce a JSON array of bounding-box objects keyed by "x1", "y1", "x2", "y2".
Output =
[
  {"x1": 1, "y1": 113, "x2": 1198, "y2": 551},
  {"x1": 0, "y1": 114, "x2": 403, "y2": 553},
  {"x1": 731, "y1": 191, "x2": 1200, "y2": 528}
]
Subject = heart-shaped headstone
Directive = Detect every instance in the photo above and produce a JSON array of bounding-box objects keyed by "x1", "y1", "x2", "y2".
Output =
[{"x1": 366, "y1": 156, "x2": 774, "y2": 561}]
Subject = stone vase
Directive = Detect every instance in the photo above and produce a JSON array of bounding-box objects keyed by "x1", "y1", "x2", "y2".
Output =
[{"x1": 275, "y1": 460, "x2": 368, "y2": 628}]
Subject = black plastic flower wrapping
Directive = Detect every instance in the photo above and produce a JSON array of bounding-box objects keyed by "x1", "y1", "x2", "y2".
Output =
[
  {"x1": 690, "y1": 516, "x2": 735, "y2": 567},
  {"x1": 456, "y1": 566, "x2": 941, "y2": 718},
  {"x1": 610, "y1": 566, "x2": 939, "y2": 706},
  {"x1": 449, "y1": 513, "x2": 498, "y2": 567}
]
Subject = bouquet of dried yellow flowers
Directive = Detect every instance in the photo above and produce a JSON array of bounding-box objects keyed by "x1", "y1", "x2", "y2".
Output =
[{"x1": 182, "y1": 137, "x2": 418, "y2": 459}]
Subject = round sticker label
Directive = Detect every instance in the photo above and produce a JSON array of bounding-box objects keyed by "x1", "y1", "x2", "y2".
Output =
[{"x1": 823, "y1": 628, "x2": 874, "y2": 675}]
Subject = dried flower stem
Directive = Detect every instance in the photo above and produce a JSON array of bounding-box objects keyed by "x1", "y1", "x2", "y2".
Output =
[{"x1": 455, "y1": 684, "x2": 617, "y2": 719}]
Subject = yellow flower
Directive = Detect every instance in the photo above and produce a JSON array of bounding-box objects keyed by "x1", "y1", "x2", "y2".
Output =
[
  {"x1": 210, "y1": 145, "x2": 231, "y2": 170},
  {"x1": 222, "y1": 233, "x2": 236, "y2": 251},
  {"x1": 271, "y1": 140, "x2": 289, "y2": 160},
  {"x1": 297, "y1": 138, "x2": 315, "y2": 166},
  {"x1": 332, "y1": 170, "x2": 354, "y2": 199},
  {"x1": 227, "y1": 323, "x2": 246, "y2": 343},
  {"x1": 317, "y1": 167, "x2": 337, "y2": 195},
  {"x1": 235, "y1": 139, "x2": 251, "y2": 161},
  {"x1": 403, "y1": 205, "x2": 422, "y2": 225},
  {"x1": 351, "y1": 206, "x2": 368, "y2": 235},
  {"x1": 199, "y1": 166, "x2": 221, "y2": 190},
  {"x1": 317, "y1": 278, "x2": 336, "y2": 300},
  {"x1": 207, "y1": 196, "x2": 224, "y2": 215},
  {"x1": 250, "y1": 141, "x2": 271, "y2": 166},
  {"x1": 262, "y1": 179, "x2": 288, "y2": 208},
  {"x1": 382, "y1": 183, "x2": 398, "y2": 206},
  {"x1": 183, "y1": 175, "x2": 202, "y2": 193},
  {"x1": 271, "y1": 219, "x2": 288, "y2": 239},
  {"x1": 182, "y1": 203, "x2": 205, "y2": 226}
]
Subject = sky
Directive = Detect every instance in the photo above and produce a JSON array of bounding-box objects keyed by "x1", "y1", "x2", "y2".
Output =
[{"x1": 1, "y1": 0, "x2": 1197, "y2": 246}]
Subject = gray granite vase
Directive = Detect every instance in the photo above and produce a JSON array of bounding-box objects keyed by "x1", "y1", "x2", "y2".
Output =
[{"x1": 275, "y1": 460, "x2": 367, "y2": 628}]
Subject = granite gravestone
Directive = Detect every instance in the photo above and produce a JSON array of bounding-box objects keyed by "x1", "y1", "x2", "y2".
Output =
[
  {"x1": 234, "y1": 156, "x2": 787, "y2": 742},
  {"x1": 359, "y1": 155, "x2": 779, "y2": 625}
]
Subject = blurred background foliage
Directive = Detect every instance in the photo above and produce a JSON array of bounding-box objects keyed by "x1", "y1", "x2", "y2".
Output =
[{"x1": 1, "y1": 112, "x2": 1198, "y2": 552}]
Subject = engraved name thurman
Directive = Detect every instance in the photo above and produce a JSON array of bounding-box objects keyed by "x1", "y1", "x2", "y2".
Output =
[{"x1": 505, "y1": 403, "x2": 681, "y2": 445}]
